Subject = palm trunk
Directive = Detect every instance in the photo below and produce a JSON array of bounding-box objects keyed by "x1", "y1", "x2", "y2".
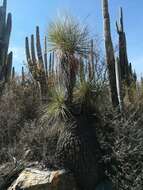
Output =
[{"x1": 61, "y1": 55, "x2": 77, "y2": 105}]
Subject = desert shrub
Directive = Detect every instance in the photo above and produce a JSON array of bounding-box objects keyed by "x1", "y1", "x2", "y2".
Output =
[
  {"x1": 114, "y1": 108, "x2": 143, "y2": 190},
  {"x1": 0, "y1": 79, "x2": 41, "y2": 163},
  {"x1": 98, "y1": 106, "x2": 143, "y2": 190},
  {"x1": 0, "y1": 89, "x2": 21, "y2": 147},
  {"x1": 18, "y1": 120, "x2": 60, "y2": 165},
  {"x1": 11, "y1": 80, "x2": 41, "y2": 120},
  {"x1": 0, "y1": 89, "x2": 21, "y2": 163}
]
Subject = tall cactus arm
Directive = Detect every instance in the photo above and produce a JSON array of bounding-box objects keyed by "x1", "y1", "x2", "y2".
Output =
[
  {"x1": 3, "y1": 0, "x2": 7, "y2": 23},
  {"x1": 25, "y1": 26, "x2": 49, "y2": 98},
  {"x1": 0, "y1": 6, "x2": 5, "y2": 38},
  {"x1": 116, "y1": 7, "x2": 124, "y2": 33},
  {"x1": 25, "y1": 36, "x2": 39, "y2": 80},
  {"x1": 116, "y1": 21, "x2": 119, "y2": 34},
  {"x1": 5, "y1": 13, "x2": 12, "y2": 42},
  {"x1": 36, "y1": 26, "x2": 44, "y2": 68},
  {"x1": 0, "y1": 0, "x2": 13, "y2": 88},
  {"x1": 116, "y1": 7, "x2": 130, "y2": 85},
  {"x1": 90, "y1": 39, "x2": 94, "y2": 81},
  {"x1": 120, "y1": 7, "x2": 124, "y2": 32},
  {"x1": 52, "y1": 51, "x2": 55, "y2": 73},
  {"x1": 44, "y1": 36, "x2": 48, "y2": 76},
  {"x1": 102, "y1": 0, "x2": 112, "y2": 40},
  {"x1": 49, "y1": 53, "x2": 52, "y2": 74},
  {"x1": 31, "y1": 34, "x2": 37, "y2": 64},
  {"x1": 25, "y1": 37, "x2": 31, "y2": 63},
  {"x1": 0, "y1": 51, "x2": 12, "y2": 82},
  {"x1": 0, "y1": 6, "x2": 5, "y2": 68},
  {"x1": 5, "y1": 13, "x2": 12, "y2": 39},
  {"x1": 5, "y1": 51, "x2": 13, "y2": 82},
  {"x1": 25, "y1": 37, "x2": 33, "y2": 73},
  {"x1": 0, "y1": 8, "x2": 2, "y2": 37},
  {"x1": 21, "y1": 66, "x2": 25, "y2": 85},
  {"x1": 12, "y1": 66, "x2": 15, "y2": 80},
  {"x1": 4, "y1": 13, "x2": 12, "y2": 63}
]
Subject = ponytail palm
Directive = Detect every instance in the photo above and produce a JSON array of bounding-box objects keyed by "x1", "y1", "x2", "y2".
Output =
[{"x1": 48, "y1": 15, "x2": 90, "y2": 104}]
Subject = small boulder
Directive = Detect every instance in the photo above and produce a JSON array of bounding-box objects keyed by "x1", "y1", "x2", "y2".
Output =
[{"x1": 8, "y1": 168, "x2": 77, "y2": 190}]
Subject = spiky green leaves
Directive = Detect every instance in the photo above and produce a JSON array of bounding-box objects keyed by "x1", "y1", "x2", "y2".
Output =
[
  {"x1": 40, "y1": 87, "x2": 72, "y2": 125},
  {"x1": 48, "y1": 14, "x2": 90, "y2": 57},
  {"x1": 48, "y1": 15, "x2": 90, "y2": 104}
]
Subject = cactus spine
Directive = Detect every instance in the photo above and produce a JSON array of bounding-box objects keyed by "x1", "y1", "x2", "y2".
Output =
[
  {"x1": 0, "y1": 0, "x2": 13, "y2": 91},
  {"x1": 102, "y1": 0, "x2": 119, "y2": 107}
]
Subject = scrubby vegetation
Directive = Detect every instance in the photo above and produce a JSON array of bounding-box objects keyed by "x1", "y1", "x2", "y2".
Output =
[{"x1": 0, "y1": 0, "x2": 143, "y2": 190}]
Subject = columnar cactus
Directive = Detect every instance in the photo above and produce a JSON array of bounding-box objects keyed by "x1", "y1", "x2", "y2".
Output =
[
  {"x1": 102, "y1": 0, "x2": 119, "y2": 107},
  {"x1": 25, "y1": 26, "x2": 55, "y2": 99},
  {"x1": 116, "y1": 8, "x2": 129, "y2": 83},
  {"x1": 0, "y1": 0, "x2": 13, "y2": 91},
  {"x1": 21, "y1": 66, "x2": 25, "y2": 85},
  {"x1": 116, "y1": 7, "x2": 137, "y2": 104},
  {"x1": 11, "y1": 66, "x2": 15, "y2": 80}
]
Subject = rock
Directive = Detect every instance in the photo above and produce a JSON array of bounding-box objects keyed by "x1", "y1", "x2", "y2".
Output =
[{"x1": 8, "y1": 168, "x2": 77, "y2": 190}]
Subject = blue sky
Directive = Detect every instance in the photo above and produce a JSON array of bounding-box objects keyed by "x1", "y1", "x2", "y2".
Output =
[{"x1": 5, "y1": 0, "x2": 143, "y2": 76}]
